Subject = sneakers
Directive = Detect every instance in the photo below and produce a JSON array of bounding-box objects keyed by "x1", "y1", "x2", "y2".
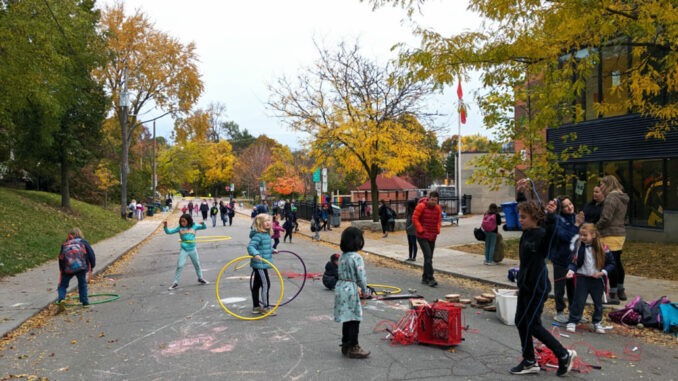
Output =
[
  {"x1": 580, "y1": 316, "x2": 589, "y2": 324},
  {"x1": 168, "y1": 283, "x2": 179, "y2": 290},
  {"x1": 554, "y1": 312, "x2": 569, "y2": 324},
  {"x1": 509, "y1": 359, "x2": 540, "y2": 375},
  {"x1": 617, "y1": 288, "x2": 627, "y2": 301},
  {"x1": 594, "y1": 322, "x2": 605, "y2": 334},
  {"x1": 484, "y1": 261, "x2": 496, "y2": 266},
  {"x1": 557, "y1": 349, "x2": 577, "y2": 377},
  {"x1": 605, "y1": 292, "x2": 620, "y2": 305},
  {"x1": 262, "y1": 307, "x2": 277, "y2": 316},
  {"x1": 566, "y1": 323, "x2": 576, "y2": 333},
  {"x1": 252, "y1": 307, "x2": 264, "y2": 314},
  {"x1": 348, "y1": 345, "x2": 370, "y2": 359},
  {"x1": 56, "y1": 300, "x2": 66, "y2": 314},
  {"x1": 406, "y1": 258, "x2": 415, "y2": 262},
  {"x1": 198, "y1": 278, "x2": 209, "y2": 285},
  {"x1": 428, "y1": 280, "x2": 438, "y2": 288}
]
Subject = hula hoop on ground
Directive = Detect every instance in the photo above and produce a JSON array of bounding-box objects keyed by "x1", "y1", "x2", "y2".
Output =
[
  {"x1": 248, "y1": 250, "x2": 307, "y2": 307},
  {"x1": 367, "y1": 284, "x2": 401, "y2": 295},
  {"x1": 216, "y1": 256, "x2": 284, "y2": 320},
  {"x1": 61, "y1": 293, "x2": 120, "y2": 306},
  {"x1": 180, "y1": 235, "x2": 232, "y2": 243},
  {"x1": 233, "y1": 258, "x2": 249, "y2": 270}
]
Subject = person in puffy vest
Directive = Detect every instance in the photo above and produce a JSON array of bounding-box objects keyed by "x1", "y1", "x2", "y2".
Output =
[
  {"x1": 482, "y1": 203, "x2": 502, "y2": 265},
  {"x1": 57, "y1": 228, "x2": 96, "y2": 310},
  {"x1": 323, "y1": 253, "x2": 340, "y2": 290},
  {"x1": 248, "y1": 213, "x2": 277, "y2": 315},
  {"x1": 412, "y1": 191, "x2": 442, "y2": 287}
]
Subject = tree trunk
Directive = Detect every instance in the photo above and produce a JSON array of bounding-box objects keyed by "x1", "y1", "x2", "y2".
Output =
[
  {"x1": 60, "y1": 156, "x2": 71, "y2": 211},
  {"x1": 370, "y1": 167, "x2": 380, "y2": 222},
  {"x1": 120, "y1": 111, "x2": 129, "y2": 219}
]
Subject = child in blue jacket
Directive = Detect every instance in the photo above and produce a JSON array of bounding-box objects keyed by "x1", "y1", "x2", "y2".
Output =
[
  {"x1": 57, "y1": 228, "x2": 96, "y2": 310},
  {"x1": 248, "y1": 213, "x2": 278, "y2": 315},
  {"x1": 164, "y1": 214, "x2": 208, "y2": 290},
  {"x1": 565, "y1": 223, "x2": 616, "y2": 334}
]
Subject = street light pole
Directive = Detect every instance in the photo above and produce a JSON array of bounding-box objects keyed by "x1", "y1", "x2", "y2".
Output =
[
  {"x1": 457, "y1": 101, "x2": 463, "y2": 217},
  {"x1": 153, "y1": 119, "x2": 157, "y2": 203}
]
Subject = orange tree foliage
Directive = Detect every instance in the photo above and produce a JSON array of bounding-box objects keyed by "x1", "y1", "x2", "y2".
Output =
[{"x1": 94, "y1": 3, "x2": 203, "y2": 217}]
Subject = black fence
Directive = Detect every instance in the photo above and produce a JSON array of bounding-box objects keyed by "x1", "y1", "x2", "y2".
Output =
[{"x1": 293, "y1": 195, "x2": 472, "y2": 221}]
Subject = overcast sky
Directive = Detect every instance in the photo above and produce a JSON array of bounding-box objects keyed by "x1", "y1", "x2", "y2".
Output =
[{"x1": 99, "y1": 0, "x2": 486, "y2": 148}]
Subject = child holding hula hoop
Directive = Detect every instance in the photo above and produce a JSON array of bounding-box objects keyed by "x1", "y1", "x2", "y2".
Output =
[
  {"x1": 164, "y1": 214, "x2": 209, "y2": 290},
  {"x1": 248, "y1": 213, "x2": 278, "y2": 315}
]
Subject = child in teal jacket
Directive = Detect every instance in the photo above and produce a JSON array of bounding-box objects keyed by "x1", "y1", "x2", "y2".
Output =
[
  {"x1": 248, "y1": 213, "x2": 277, "y2": 315},
  {"x1": 164, "y1": 213, "x2": 208, "y2": 290}
]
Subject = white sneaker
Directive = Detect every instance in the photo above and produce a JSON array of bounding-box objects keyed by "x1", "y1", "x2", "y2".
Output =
[
  {"x1": 168, "y1": 283, "x2": 178, "y2": 290},
  {"x1": 594, "y1": 323, "x2": 605, "y2": 334},
  {"x1": 566, "y1": 323, "x2": 576, "y2": 333},
  {"x1": 554, "y1": 313, "x2": 569, "y2": 324}
]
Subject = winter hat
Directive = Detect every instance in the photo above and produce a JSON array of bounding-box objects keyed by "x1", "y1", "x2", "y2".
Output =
[{"x1": 330, "y1": 253, "x2": 340, "y2": 262}]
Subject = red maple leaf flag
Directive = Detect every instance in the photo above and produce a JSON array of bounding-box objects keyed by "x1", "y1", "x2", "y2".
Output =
[{"x1": 457, "y1": 80, "x2": 466, "y2": 124}]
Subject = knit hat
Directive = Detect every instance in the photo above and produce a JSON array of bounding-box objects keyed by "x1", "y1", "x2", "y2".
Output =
[{"x1": 330, "y1": 253, "x2": 340, "y2": 262}]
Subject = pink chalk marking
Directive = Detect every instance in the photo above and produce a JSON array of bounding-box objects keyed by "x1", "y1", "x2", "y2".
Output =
[
  {"x1": 212, "y1": 326, "x2": 229, "y2": 332},
  {"x1": 161, "y1": 334, "x2": 216, "y2": 355},
  {"x1": 210, "y1": 344, "x2": 234, "y2": 353}
]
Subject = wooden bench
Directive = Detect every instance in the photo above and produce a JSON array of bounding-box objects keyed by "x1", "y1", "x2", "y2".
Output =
[{"x1": 442, "y1": 216, "x2": 459, "y2": 226}]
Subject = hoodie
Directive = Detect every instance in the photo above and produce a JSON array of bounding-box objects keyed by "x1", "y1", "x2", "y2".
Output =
[{"x1": 596, "y1": 190, "x2": 629, "y2": 237}]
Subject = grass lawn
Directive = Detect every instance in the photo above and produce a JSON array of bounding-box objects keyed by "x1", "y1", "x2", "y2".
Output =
[
  {"x1": 0, "y1": 187, "x2": 134, "y2": 277},
  {"x1": 452, "y1": 237, "x2": 678, "y2": 282}
]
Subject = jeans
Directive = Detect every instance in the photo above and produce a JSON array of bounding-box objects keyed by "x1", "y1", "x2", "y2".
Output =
[
  {"x1": 252, "y1": 269, "x2": 270, "y2": 308},
  {"x1": 284, "y1": 229, "x2": 293, "y2": 242},
  {"x1": 273, "y1": 237, "x2": 280, "y2": 249},
  {"x1": 516, "y1": 290, "x2": 567, "y2": 362},
  {"x1": 568, "y1": 276, "x2": 605, "y2": 324},
  {"x1": 609, "y1": 250, "x2": 624, "y2": 290},
  {"x1": 221, "y1": 214, "x2": 227, "y2": 226},
  {"x1": 417, "y1": 238, "x2": 436, "y2": 281},
  {"x1": 58, "y1": 271, "x2": 88, "y2": 305},
  {"x1": 342, "y1": 321, "x2": 360, "y2": 348},
  {"x1": 211, "y1": 215, "x2": 217, "y2": 227},
  {"x1": 174, "y1": 248, "x2": 204, "y2": 283},
  {"x1": 484, "y1": 231, "x2": 497, "y2": 262},
  {"x1": 407, "y1": 235, "x2": 418, "y2": 260},
  {"x1": 381, "y1": 220, "x2": 388, "y2": 234},
  {"x1": 553, "y1": 264, "x2": 575, "y2": 313}
]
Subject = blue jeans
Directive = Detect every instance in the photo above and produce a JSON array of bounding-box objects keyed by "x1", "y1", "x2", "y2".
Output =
[
  {"x1": 174, "y1": 248, "x2": 204, "y2": 283},
  {"x1": 58, "y1": 271, "x2": 88, "y2": 305},
  {"x1": 484, "y1": 231, "x2": 497, "y2": 262},
  {"x1": 211, "y1": 215, "x2": 217, "y2": 227}
]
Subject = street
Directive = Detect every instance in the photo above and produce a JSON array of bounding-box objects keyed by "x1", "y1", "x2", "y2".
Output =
[{"x1": 0, "y1": 214, "x2": 675, "y2": 381}]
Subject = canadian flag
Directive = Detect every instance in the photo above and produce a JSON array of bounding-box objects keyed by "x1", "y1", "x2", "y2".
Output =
[{"x1": 457, "y1": 80, "x2": 466, "y2": 124}]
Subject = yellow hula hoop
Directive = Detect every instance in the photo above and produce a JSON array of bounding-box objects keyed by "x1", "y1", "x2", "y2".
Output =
[
  {"x1": 367, "y1": 283, "x2": 401, "y2": 295},
  {"x1": 179, "y1": 235, "x2": 232, "y2": 243},
  {"x1": 233, "y1": 258, "x2": 249, "y2": 271},
  {"x1": 216, "y1": 256, "x2": 284, "y2": 321}
]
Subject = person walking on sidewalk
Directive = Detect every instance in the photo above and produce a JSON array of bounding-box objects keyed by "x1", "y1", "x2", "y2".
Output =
[
  {"x1": 405, "y1": 200, "x2": 418, "y2": 261},
  {"x1": 596, "y1": 175, "x2": 629, "y2": 302},
  {"x1": 378, "y1": 200, "x2": 394, "y2": 238},
  {"x1": 219, "y1": 201, "x2": 228, "y2": 226},
  {"x1": 188, "y1": 200, "x2": 194, "y2": 217},
  {"x1": 547, "y1": 196, "x2": 583, "y2": 324},
  {"x1": 57, "y1": 228, "x2": 96, "y2": 311},
  {"x1": 210, "y1": 202, "x2": 219, "y2": 227},
  {"x1": 228, "y1": 200, "x2": 236, "y2": 226},
  {"x1": 334, "y1": 227, "x2": 370, "y2": 358},
  {"x1": 412, "y1": 191, "x2": 442, "y2": 287},
  {"x1": 481, "y1": 203, "x2": 502, "y2": 265},
  {"x1": 164, "y1": 214, "x2": 209, "y2": 290},
  {"x1": 271, "y1": 215, "x2": 285, "y2": 249},
  {"x1": 312, "y1": 204, "x2": 322, "y2": 241},
  {"x1": 200, "y1": 200, "x2": 209, "y2": 221}
]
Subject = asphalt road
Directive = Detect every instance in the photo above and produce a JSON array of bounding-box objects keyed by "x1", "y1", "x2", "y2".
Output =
[{"x1": 0, "y1": 215, "x2": 675, "y2": 380}]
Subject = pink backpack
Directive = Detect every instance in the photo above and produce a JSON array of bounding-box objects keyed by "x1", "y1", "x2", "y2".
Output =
[{"x1": 481, "y1": 213, "x2": 497, "y2": 232}]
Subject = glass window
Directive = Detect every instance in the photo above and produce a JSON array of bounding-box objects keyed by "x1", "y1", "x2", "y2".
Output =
[
  {"x1": 602, "y1": 161, "x2": 631, "y2": 225},
  {"x1": 667, "y1": 158, "x2": 678, "y2": 210},
  {"x1": 630, "y1": 159, "x2": 664, "y2": 228},
  {"x1": 601, "y1": 45, "x2": 629, "y2": 117},
  {"x1": 584, "y1": 52, "x2": 600, "y2": 121},
  {"x1": 571, "y1": 162, "x2": 601, "y2": 211}
]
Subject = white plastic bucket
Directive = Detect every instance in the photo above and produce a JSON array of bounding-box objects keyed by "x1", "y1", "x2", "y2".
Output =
[{"x1": 493, "y1": 289, "x2": 518, "y2": 326}]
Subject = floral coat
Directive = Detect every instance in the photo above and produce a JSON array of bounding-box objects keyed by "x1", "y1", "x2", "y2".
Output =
[{"x1": 334, "y1": 251, "x2": 367, "y2": 323}]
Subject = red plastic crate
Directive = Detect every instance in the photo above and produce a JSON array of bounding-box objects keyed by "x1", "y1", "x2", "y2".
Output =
[{"x1": 416, "y1": 302, "x2": 463, "y2": 346}]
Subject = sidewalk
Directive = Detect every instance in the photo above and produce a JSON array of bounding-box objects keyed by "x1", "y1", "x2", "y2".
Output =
[
  {"x1": 248, "y1": 209, "x2": 678, "y2": 303},
  {"x1": 0, "y1": 211, "x2": 172, "y2": 338}
]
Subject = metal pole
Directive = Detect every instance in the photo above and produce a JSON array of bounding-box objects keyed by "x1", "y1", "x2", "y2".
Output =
[
  {"x1": 152, "y1": 119, "x2": 157, "y2": 204},
  {"x1": 457, "y1": 101, "x2": 463, "y2": 217}
]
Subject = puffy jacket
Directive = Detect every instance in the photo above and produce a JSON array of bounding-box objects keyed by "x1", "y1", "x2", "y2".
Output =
[
  {"x1": 412, "y1": 198, "x2": 441, "y2": 241},
  {"x1": 596, "y1": 191, "x2": 629, "y2": 237},
  {"x1": 248, "y1": 230, "x2": 274, "y2": 269},
  {"x1": 164, "y1": 222, "x2": 207, "y2": 251},
  {"x1": 567, "y1": 239, "x2": 615, "y2": 276},
  {"x1": 546, "y1": 212, "x2": 579, "y2": 267}
]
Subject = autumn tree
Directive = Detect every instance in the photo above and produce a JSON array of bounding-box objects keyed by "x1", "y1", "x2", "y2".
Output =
[
  {"x1": 95, "y1": 162, "x2": 119, "y2": 208},
  {"x1": 0, "y1": 0, "x2": 107, "y2": 210},
  {"x1": 232, "y1": 137, "x2": 277, "y2": 200},
  {"x1": 269, "y1": 42, "x2": 435, "y2": 221},
  {"x1": 369, "y1": 0, "x2": 678, "y2": 188},
  {"x1": 261, "y1": 145, "x2": 306, "y2": 197},
  {"x1": 95, "y1": 3, "x2": 203, "y2": 218},
  {"x1": 204, "y1": 140, "x2": 235, "y2": 195}
]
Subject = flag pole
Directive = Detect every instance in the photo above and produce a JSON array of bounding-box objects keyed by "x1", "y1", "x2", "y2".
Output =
[{"x1": 457, "y1": 97, "x2": 463, "y2": 216}]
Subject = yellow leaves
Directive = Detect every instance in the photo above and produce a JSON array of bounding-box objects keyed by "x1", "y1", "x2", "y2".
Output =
[
  {"x1": 94, "y1": 163, "x2": 119, "y2": 191},
  {"x1": 204, "y1": 140, "x2": 235, "y2": 185}
]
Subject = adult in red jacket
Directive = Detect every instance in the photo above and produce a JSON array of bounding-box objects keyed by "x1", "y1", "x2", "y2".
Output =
[{"x1": 412, "y1": 191, "x2": 442, "y2": 287}]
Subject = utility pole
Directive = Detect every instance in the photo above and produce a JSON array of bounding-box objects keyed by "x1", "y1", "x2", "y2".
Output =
[
  {"x1": 119, "y1": 66, "x2": 131, "y2": 219},
  {"x1": 457, "y1": 111, "x2": 463, "y2": 217},
  {"x1": 153, "y1": 119, "x2": 157, "y2": 203}
]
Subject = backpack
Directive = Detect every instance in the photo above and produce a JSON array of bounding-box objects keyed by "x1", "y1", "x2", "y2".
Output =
[
  {"x1": 481, "y1": 213, "x2": 497, "y2": 232},
  {"x1": 60, "y1": 239, "x2": 88, "y2": 274},
  {"x1": 634, "y1": 296, "x2": 671, "y2": 328},
  {"x1": 608, "y1": 296, "x2": 643, "y2": 326},
  {"x1": 473, "y1": 227, "x2": 486, "y2": 241},
  {"x1": 659, "y1": 303, "x2": 678, "y2": 335}
]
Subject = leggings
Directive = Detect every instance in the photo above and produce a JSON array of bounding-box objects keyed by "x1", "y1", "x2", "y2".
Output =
[
  {"x1": 342, "y1": 321, "x2": 360, "y2": 348},
  {"x1": 252, "y1": 269, "x2": 271, "y2": 308},
  {"x1": 273, "y1": 238, "x2": 280, "y2": 249},
  {"x1": 516, "y1": 290, "x2": 567, "y2": 362},
  {"x1": 381, "y1": 220, "x2": 388, "y2": 234},
  {"x1": 609, "y1": 250, "x2": 624, "y2": 289},
  {"x1": 407, "y1": 234, "x2": 417, "y2": 259},
  {"x1": 284, "y1": 229, "x2": 293, "y2": 242},
  {"x1": 174, "y1": 248, "x2": 203, "y2": 283}
]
